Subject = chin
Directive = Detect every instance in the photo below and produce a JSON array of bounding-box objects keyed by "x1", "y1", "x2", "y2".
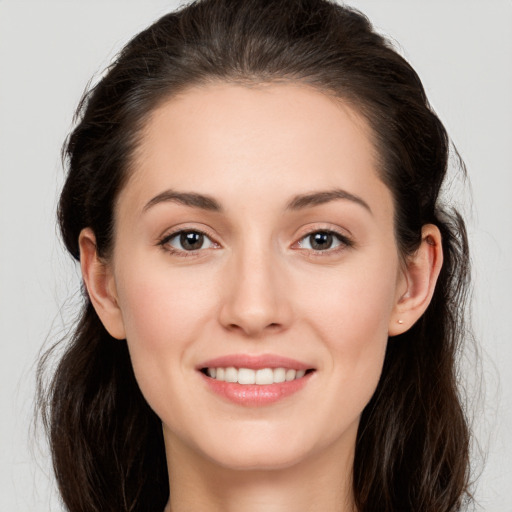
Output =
[
  {"x1": 192, "y1": 423, "x2": 334, "y2": 473},
  {"x1": 206, "y1": 444, "x2": 311, "y2": 472}
]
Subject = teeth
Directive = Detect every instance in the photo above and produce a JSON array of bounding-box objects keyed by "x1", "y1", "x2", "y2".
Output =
[
  {"x1": 205, "y1": 367, "x2": 310, "y2": 384},
  {"x1": 238, "y1": 368, "x2": 256, "y2": 384},
  {"x1": 273, "y1": 367, "x2": 286, "y2": 383},
  {"x1": 285, "y1": 369, "x2": 296, "y2": 381},
  {"x1": 225, "y1": 367, "x2": 237, "y2": 383},
  {"x1": 255, "y1": 368, "x2": 273, "y2": 385}
]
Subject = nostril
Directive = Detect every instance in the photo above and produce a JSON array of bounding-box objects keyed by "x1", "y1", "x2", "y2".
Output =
[{"x1": 224, "y1": 321, "x2": 282, "y2": 336}]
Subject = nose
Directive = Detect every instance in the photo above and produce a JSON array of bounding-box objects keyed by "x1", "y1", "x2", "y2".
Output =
[{"x1": 218, "y1": 245, "x2": 292, "y2": 338}]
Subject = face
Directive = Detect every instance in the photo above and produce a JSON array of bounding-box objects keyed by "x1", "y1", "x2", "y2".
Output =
[{"x1": 103, "y1": 83, "x2": 406, "y2": 471}]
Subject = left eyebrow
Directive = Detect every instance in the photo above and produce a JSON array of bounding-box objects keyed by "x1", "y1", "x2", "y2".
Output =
[
  {"x1": 286, "y1": 188, "x2": 373, "y2": 215},
  {"x1": 142, "y1": 189, "x2": 222, "y2": 213}
]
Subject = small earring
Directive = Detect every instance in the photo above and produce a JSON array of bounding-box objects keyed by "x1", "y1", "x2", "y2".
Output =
[{"x1": 397, "y1": 319, "x2": 404, "y2": 324}]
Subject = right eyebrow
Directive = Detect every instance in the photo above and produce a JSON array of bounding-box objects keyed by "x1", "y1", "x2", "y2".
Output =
[
  {"x1": 286, "y1": 188, "x2": 372, "y2": 215},
  {"x1": 142, "y1": 189, "x2": 222, "y2": 213}
]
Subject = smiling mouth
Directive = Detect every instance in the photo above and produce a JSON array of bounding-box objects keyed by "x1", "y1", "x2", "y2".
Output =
[{"x1": 200, "y1": 367, "x2": 315, "y2": 385}]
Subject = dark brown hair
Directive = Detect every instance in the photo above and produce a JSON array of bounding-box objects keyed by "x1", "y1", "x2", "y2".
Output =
[{"x1": 38, "y1": 1, "x2": 473, "y2": 510}]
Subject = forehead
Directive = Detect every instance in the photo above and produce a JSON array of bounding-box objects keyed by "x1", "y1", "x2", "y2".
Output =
[{"x1": 120, "y1": 82, "x2": 391, "y2": 219}]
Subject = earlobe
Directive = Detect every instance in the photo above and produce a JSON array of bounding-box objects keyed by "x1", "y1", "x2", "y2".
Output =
[
  {"x1": 79, "y1": 228, "x2": 126, "y2": 340},
  {"x1": 388, "y1": 224, "x2": 443, "y2": 336}
]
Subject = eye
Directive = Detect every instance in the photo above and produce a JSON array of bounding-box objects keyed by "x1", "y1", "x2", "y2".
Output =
[
  {"x1": 297, "y1": 230, "x2": 352, "y2": 252},
  {"x1": 160, "y1": 230, "x2": 217, "y2": 253}
]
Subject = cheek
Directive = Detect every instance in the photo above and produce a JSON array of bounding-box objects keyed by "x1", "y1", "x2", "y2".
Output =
[
  {"x1": 114, "y1": 263, "x2": 217, "y2": 395},
  {"x1": 298, "y1": 254, "x2": 398, "y2": 342},
  {"x1": 117, "y1": 258, "x2": 216, "y2": 336},
  {"x1": 294, "y1": 253, "x2": 399, "y2": 399}
]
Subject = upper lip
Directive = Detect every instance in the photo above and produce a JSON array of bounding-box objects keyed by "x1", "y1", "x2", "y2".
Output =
[{"x1": 197, "y1": 354, "x2": 314, "y2": 371}]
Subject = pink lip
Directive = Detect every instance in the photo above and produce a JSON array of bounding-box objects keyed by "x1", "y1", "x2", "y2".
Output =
[
  {"x1": 200, "y1": 371, "x2": 314, "y2": 407},
  {"x1": 197, "y1": 353, "x2": 315, "y2": 407},
  {"x1": 197, "y1": 354, "x2": 313, "y2": 371}
]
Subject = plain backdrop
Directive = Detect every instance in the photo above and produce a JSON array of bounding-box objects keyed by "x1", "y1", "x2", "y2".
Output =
[{"x1": 1, "y1": 1, "x2": 511, "y2": 510}]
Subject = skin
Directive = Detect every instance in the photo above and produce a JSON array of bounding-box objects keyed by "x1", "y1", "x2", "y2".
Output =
[{"x1": 79, "y1": 83, "x2": 443, "y2": 512}]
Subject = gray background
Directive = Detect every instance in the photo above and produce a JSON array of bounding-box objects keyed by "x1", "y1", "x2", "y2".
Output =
[{"x1": 1, "y1": 1, "x2": 511, "y2": 510}]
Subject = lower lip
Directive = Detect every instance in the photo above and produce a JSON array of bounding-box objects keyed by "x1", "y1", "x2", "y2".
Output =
[{"x1": 201, "y1": 371, "x2": 314, "y2": 406}]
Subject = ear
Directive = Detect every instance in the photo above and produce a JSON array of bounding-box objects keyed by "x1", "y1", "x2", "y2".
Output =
[
  {"x1": 79, "y1": 228, "x2": 126, "y2": 340},
  {"x1": 388, "y1": 224, "x2": 443, "y2": 336}
]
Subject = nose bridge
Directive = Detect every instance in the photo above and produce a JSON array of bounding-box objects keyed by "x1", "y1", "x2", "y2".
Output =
[{"x1": 219, "y1": 232, "x2": 290, "y2": 336}]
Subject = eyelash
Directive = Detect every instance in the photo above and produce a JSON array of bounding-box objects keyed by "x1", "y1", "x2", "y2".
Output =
[
  {"x1": 157, "y1": 228, "x2": 354, "y2": 257},
  {"x1": 157, "y1": 228, "x2": 219, "y2": 258},
  {"x1": 295, "y1": 230, "x2": 354, "y2": 256}
]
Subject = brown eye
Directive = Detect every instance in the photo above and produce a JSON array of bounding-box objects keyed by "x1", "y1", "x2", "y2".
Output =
[
  {"x1": 180, "y1": 231, "x2": 205, "y2": 250},
  {"x1": 163, "y1": 230, "x2": 216, "y2": 252},
  {"x1": 309, "y1": 232, "x2": 334, "y2": 250},
  {"x1": 297, "y1": 230, "x2": 352, "y2": 252}
]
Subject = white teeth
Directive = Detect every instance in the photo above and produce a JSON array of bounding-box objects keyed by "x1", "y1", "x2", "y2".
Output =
[
  {"x1": 285, "y1": 369, "x2": 296, "y2": 381},
  {"x1": 255, "y1": 368, "x2": 274, "y2": 385},
  {"x1": 225, "y1": 366, "x2": 238, "y2": 383},
  {"x1": 238, "y1": 368, "x2": 256, "y2": 384},
  {"x1": 205, "y1": 366, "x2": 310, "y2": 384},
  {"x1": 273, "y1": 367, "x2": 286, "y2": 383}
]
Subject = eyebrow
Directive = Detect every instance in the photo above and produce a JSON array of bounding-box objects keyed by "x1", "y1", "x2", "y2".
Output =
[
  {"x1": 142, "y1": 187, "x2": 371, "y2": 215},
  {"x1": 143, "y1": 190, "x2": 222, "y2": 212},
  {"x1": 286, "y1": 189, "x2": 372, "y2": 214}
]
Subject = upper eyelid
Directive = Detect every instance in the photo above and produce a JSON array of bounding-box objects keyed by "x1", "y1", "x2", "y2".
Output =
[
  {"x1": 298, "y1": 231, "x2": 352, "y2": 243},
  {"x1": 299, "y1": 228, "x2": 347, "y2": 238},
  {"x1": 293, "y1": 228, "x2": 355, "y2": 252},
  {"x1": 157, "y1": 225, "x2": 353, "y2": 249},
  {"x1": 159, "y1": 225, "x2": 219, "y2": 244},
  {"x1": 158, "y1": 229, "x2": 220, "y2": 257},
  {"x1": 294, "y1": 225, "x2": 353, "y2": 241}
]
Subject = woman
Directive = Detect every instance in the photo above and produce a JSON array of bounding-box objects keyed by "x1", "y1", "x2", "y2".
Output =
[{"x1": 38, "y1": 0, "x2": 473, "y2": 510}]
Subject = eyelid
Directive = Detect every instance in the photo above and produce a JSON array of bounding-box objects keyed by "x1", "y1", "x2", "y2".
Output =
[
  {"x1": 157, "y1": 225, "x2": 221, "y2": 255},
  {"x1": 156, "y1": 223, "x2": 353, "y2": 257},
  {"x1": 291, "y1": 225, "x2": 354, "y2": 253}
]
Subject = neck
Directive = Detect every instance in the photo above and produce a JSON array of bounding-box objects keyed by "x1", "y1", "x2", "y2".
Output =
[{"x1": 163, "y1": 428, "x2": 357, "y2": 512}]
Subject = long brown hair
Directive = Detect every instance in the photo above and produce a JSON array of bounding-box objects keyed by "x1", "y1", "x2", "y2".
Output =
[{"x1": 38, "y1": 1, "x2": 473, "y2": 510}]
